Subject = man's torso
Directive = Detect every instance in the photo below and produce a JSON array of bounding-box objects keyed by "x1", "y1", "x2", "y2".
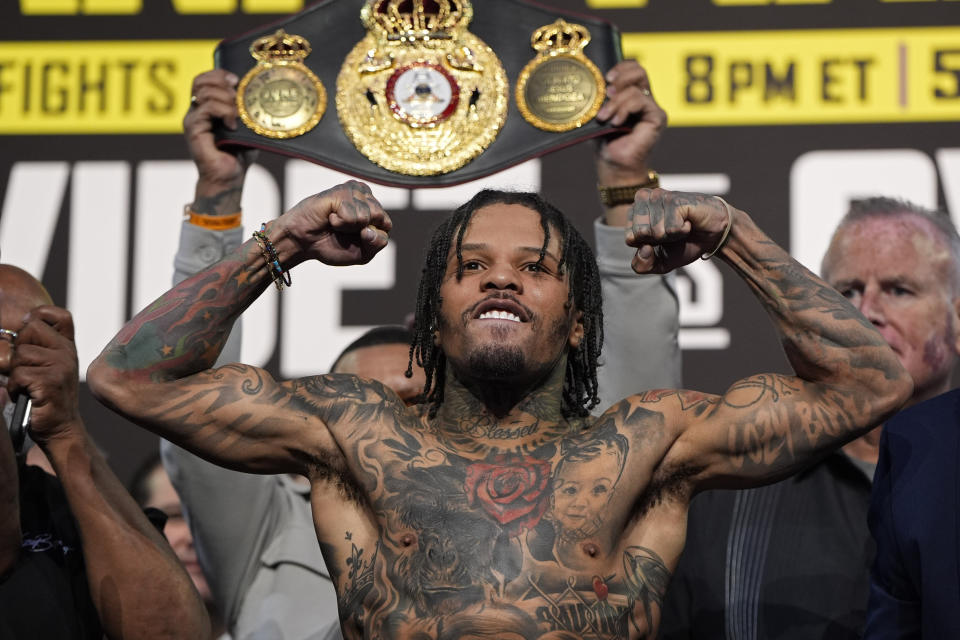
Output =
[{"x1": 300, "y1": 379, "x2": 700, "y2": 640}]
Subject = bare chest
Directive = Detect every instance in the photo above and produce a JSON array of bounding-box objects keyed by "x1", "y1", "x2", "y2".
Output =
[
  {"x1": 323, "y1": 416, "x2": 677, "y2": 640},
  {"x1": 332, "y1": 517, "x2": 671, "y2": 640}
]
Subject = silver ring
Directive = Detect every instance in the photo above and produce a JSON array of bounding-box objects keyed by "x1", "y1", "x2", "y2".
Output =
[
  {"x1": 641, "y1": 88, "x2": 651, "y2": 96},
  {"x1": 0, "y1": 329, "x2": 18, "y2": 341},
  {"x1": 190, "y1": 95, "x2": 198, "y2": 107}
]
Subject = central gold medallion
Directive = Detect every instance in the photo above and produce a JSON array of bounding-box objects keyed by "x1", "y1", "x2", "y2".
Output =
[{"x1": 337, "y1": 0, "x2": 508, "y2": 176}]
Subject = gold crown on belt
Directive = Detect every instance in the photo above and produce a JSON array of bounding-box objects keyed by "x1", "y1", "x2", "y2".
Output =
[
  {"x1": 250, "y1": 29, "x2": 312, "y2": 62},
  {"x1": 361, "y1": 0, "x2": 473, "y2": 42},
  {"x1": 531, "y1": 18, "x2": 592, "y2": 54}
]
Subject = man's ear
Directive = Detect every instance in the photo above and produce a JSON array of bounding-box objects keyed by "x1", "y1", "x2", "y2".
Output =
[{"x1": 568, "y1": 311, "x2": 585, "y2": 350}]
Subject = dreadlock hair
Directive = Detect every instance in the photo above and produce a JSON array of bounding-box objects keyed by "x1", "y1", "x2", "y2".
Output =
[{"x1": 405, "y1": 189, "x2": 604, "y2": 419}]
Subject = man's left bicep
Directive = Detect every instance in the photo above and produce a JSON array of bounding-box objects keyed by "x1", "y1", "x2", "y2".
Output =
[{"x1": 681, "y1": 374, "x2": 860, "y2": 489}]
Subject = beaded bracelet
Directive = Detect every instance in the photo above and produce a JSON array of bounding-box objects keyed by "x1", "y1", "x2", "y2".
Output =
[{"x1": 252, "y1": 224, "x2": 292, "y2": 290}]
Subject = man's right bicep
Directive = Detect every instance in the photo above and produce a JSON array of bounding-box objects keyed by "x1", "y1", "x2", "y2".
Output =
[{"x1": 125, "y1": 364, "x2": 322, "y2": 476}]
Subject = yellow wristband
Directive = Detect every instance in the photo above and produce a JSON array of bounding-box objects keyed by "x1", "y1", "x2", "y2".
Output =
[{"x1": 184, "y1": 206, "x2": 242, "y2": 230}]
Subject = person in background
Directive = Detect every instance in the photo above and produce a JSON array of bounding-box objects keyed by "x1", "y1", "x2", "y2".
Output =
[
  {"x1": 129, "y1": 454, "x2": 230, "y2": 639},
  {"x1": 857, "y1": 201, "x2": 960, "y2": 637},
  {"x1": 0, "y1": 264, "x2": 209, "y2": 639},
  {"x1": 660, "y1": 197, "x2": 959, "y2": 640}
]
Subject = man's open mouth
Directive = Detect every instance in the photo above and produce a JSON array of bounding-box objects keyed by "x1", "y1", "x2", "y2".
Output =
[
  {"x1": 472, "y1": 297, "x2": 530, "y2": 323},
  {"x1": 478, "y1": 310, "x2": 521, "y2": 322}
]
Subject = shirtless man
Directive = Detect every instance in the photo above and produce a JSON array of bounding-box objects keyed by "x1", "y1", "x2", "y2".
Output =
[{"x1": 87, "y1": 177, "x2": 911, "y2": 638}]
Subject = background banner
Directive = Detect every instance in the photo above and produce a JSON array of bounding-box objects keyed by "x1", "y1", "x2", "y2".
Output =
[{"x1": 1, "y1": 0, "x2": 957, "y2": 483}]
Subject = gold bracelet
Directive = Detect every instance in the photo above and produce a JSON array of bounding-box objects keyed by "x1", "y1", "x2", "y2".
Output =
[
  {"x1": 701, "y1": 197, "x2": 734, "y2": 260},
  {"x1": 183, "y1": 205, "x2": 242, "y2": 230},
  {"x1": 597, "y1": 170, "x2": 660, "y2": 207}
]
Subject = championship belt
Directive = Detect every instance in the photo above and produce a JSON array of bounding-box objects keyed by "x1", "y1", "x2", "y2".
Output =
[{"x1": 214, "y1": 0, "x2": 625, "y2": 188}]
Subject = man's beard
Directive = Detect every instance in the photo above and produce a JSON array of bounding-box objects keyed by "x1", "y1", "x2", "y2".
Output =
[{"x1": 467, "y1": 343, "x2": 525, "y2": 379}]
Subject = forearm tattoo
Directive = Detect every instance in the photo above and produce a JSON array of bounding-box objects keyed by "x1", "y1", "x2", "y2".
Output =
[{"x1": 102, "y1": 242, "x2": 267, "y2": 381}]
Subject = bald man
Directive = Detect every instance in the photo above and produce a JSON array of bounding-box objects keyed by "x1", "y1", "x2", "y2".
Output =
[
  {"x1": 0, "y1": 264, "x2": 209, "y2": 639},
  {"x1": 838, "y1": 201, "x2": 960, "y2": 637}
]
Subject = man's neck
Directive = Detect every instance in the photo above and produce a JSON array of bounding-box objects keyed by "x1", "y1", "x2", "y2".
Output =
[
  {"x1": 433, "y1": 357, "x2": 578, "y2": 456},
  {"x1": 908, "y1": 376, "x2": 954, "y2": 410}
]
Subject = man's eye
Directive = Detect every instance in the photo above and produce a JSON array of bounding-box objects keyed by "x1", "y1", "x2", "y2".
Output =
[
  {"x1": 839, "y1": 288, "x2": 860, "y2": 300},
  {"x1": 891, "y1": 286, "x2": 913, "y2": 297},
  {"x1": 524, "y1": 263, "x2": 546, "y2": 273},
  {"x1": 462, "y1": 261, "x2": 482, "y2": 271}
]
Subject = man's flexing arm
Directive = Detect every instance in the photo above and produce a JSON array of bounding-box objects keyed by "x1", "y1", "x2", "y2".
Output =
[
  {"x1": 87, "y1": 181, "x2": 391, "y2": 476},
  {"x1": 626, "y1": 190, "x2": 912, "y2": 490}
]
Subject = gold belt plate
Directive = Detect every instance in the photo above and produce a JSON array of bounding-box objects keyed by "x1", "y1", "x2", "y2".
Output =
[
  {"x1": 237, "y1": 30, "x2": 327, "y2": 140},
  {"x1": 516, "y1": 19, "x2": 605, "y2": 133}
]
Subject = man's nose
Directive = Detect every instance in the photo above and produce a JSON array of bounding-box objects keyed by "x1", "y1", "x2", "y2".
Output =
[
  {"x1": 481, "y1": 264, "x2": 521, "y2": 292},
  {"x1": 164, "y1": 521, "x2": 193, "y2": 550},
  {"x1": 858, "y1": 284, "x2": 886, "y2": 325}
]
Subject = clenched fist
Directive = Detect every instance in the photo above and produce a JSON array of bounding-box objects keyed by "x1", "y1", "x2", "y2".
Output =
[
  {"x1": 626, "y1": 189, "x2": 736, "y2": 274},
  {"x1": 280, "y1": 180, "x2": 392, "y2": 267}
]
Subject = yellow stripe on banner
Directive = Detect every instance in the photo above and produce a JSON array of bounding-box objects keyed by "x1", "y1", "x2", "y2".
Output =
[
  {"x1": 622, "y1": 27, "x2": 960, "y2": 125},
  {"x1": 0, "y1": 40, "x2": 219, "y2": 134}
]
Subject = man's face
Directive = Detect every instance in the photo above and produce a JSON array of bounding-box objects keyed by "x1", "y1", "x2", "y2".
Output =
[
  {"x1": 143, "y1": 466, "x2": 212, "y2": 602},
  {"x1": 334, "y1": 343, "x2": 426, "y2": 404},
  {"x1": 823, "y1": 214, "x2": 960, "y2": 403},
  {"x1": 436, "y1": 204, "x2": 583, "y2": 383}
]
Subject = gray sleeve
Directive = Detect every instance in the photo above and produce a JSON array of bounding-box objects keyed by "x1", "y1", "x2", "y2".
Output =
[
  {"x1": 593, "y1": 217, "x2": 682, "y2": 411},
  {"x1": 161, "y1": 440, "x2": 298, "y2": 627},
  {"x1": 164, "y1": 221, "x2": 290, "y2": 626}
]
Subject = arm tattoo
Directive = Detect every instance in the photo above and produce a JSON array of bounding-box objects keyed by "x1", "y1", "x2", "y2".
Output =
[
  {"x1": 192, "y1": 186, "x2": 243, "y2": 215},
  {"x1": 103, "y1": 241, "x2": 269, "y2": 381},
  {"x1": 681, "y1": 210, "x2": 911, "y2": 482}
]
